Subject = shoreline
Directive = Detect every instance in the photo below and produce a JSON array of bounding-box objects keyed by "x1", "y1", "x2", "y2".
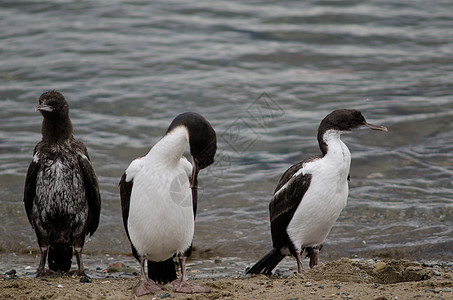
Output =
[{"x1": 1, "y1": 258, "x2": 452, "y2": 299}]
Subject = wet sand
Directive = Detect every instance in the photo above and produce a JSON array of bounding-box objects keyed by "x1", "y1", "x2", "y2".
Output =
[{"x1": 1, "y1": 258, "x2": 452, "y2": 299}]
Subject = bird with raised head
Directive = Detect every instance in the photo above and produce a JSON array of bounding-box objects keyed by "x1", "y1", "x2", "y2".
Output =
[
  {"x1": 246, "y1": 109, "x2": 387, "y2": 275},
  {"x1": 24, "y1": 91, "x2": 101, "y2": 277}
]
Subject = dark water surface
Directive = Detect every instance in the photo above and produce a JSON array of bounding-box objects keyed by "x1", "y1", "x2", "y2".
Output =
[{"x1": 1, "y1": 0, "x2": 452, "y2": 274}]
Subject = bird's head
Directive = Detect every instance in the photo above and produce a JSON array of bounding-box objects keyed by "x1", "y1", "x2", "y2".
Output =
[
  {"x1": 317, "y1": 109, "x2": 387, "y2": 156},
  {"x1": 319, "y1": 109, "x2": 387, "y2": 133},
  {"x1": 36, "y1": 91, "x2": 69, "y2": 119},
  {"x1": 167, "y1": 112, "x2": 217, "y2": 170}
]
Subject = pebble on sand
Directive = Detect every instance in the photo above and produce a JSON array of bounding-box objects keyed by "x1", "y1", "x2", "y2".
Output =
[{"x1": 374, "y1": 262, "x2": 387, "y2": 272}]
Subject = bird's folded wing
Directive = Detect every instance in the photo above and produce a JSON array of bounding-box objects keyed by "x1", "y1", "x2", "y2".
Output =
[{"x1": 77, "y1": 151, "x2": 101, "y2": 237}]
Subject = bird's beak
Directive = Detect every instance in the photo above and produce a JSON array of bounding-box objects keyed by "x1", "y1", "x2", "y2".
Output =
[
  {"x1": 190, "y1": 162, "x2": 200, "y2": 218},
  {"x1": 35, "y1": 105, "x2": 53, "y2": 112},
  {"x1": 364, "y1": 122, "x2": 388, "y2": 132},
  {"x1": 190, "y1": 163, "x2": 200, "y2": 190}
]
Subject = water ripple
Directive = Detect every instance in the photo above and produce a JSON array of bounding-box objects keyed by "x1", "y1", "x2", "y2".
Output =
[{"x1": 1, "y1": 0, "x2": 452, "y2": 272}]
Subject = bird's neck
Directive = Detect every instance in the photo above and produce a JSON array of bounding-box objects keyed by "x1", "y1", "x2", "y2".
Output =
[
  {"x1": 147, "y1": 126, "x2": 189, "y2": 164},
  {"x1": 319, "y1": 130, "x2": 351, "y2": 163},
  {"x1": 41, "y1": 115, "x2": 73, "y2": 144}
]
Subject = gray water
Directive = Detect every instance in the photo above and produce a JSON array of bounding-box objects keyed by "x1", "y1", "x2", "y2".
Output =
[{"x1": 1, "y1": 0, "x2": 453, "y2": 275}]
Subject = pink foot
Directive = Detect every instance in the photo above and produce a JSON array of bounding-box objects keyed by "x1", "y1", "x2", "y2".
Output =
[
  {"x1": 173, "y1": 279, "x2": 210, "y2": 294},
  {"x1": 134, "y1": 278, "x2": 162, "y2": 297}
]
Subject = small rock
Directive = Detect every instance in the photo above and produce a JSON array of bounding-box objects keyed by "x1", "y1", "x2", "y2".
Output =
[
  {"x1": 432, "y1": 270, "x2": 441, "y2": 276},
  {"x1": 57, "y1": 284, "x2": 64, "y2": 288},
  {"x1": 5, "y1": 269, "x2": 16, "y2": 276},
  {"x1": 423, "y1": 262, "x2": 436, "y2": 268},
  {"x1": 105, "y1": 262, "x2": 127, "y2": 273},
  {"x1": 374, "y1": 262, "x2": 387, "y2": 272},
  {"x1": 157, "y1": 292, "x2": 172, "y2": 298},
  {"x1": 334, "y1": 284, "x2": 341, "y2": 289},
  {"x1": 434, "y1": 288, "x2": 442, "y2": 293},
  {"x1": 318, "y1": 285, "x2": 324, "y2": 289},
  {"x1": 251, "y1": 286, "x2": 256, "y2": 290},
  {"x1": 425, "y1": 288, "x2": 435, "y2": 293},
  {"x1": 442, "y1": 287, "x2": 453, "y2": 292},
  {"x1": 80, "y1": 276, "x2": 91, "y2": 283},
  {"x1": 288, "y1": 282, "x2": 295, "y2": 286},
  {"x1": 305, "y1": 282, "x2": 312, "y2": 287},
  {"x1": 374, "y1": 283, "x2": 380, "y2": 288},
  {"x1": 214, "y1": 257, "x2": 222, "y2": 264}
]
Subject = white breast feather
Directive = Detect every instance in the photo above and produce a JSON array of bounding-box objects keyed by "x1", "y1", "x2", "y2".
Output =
[
  {"x1": 128, "y1": 158, "x2": 194, "y2": 261},
  {"x1": 287, "y1": 131, "x2": 351, "y2": 251},
  {"x1": 126, "y1": 127, "x2": 194, "y2": 261}
]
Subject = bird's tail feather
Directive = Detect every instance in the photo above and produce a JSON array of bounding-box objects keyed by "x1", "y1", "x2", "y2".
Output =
[
  {"x1": 246, "y1": 248, "x2": 285, "y2": 275},
  {"x1": 148, "y1": 258, "x2": 177, "y2": 284},
  {"x1": 48, "y1": 242, "x2": 73, "y2": 272}
]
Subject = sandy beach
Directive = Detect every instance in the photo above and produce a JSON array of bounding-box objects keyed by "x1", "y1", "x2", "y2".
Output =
[{"x1": 2, "y1": 258, "x2": 452, "y2": 299}]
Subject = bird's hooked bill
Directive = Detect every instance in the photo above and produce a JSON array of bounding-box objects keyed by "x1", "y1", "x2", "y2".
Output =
[
  {"x1": 35, "y1": 105, "x2": 53, "y2": 112},
  {"x1": 364, "y1": 123, "x2": 388, "y2": 132}
]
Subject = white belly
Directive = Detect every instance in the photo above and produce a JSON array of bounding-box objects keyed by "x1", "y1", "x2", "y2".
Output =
[
  {"x1": 128, "y1": 168, "x2": 194, "y2": 261},
  {"x1": 287, "y1": 129, "x2": 351, "y2": 251},
  {"x1": 287, "y1": 168, "x2": 349, "y2": 251}
]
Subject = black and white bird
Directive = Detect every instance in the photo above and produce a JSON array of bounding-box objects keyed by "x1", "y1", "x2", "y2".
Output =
[
  {"x1": 120, "y1": 112, "x2": 216, "y2": 296},
  {"x1": 24, "y1": 91, "x2": 101, "y2": 277},
  {"x1": 246, "y1": 109, "x2": 387, "y2": 275}
]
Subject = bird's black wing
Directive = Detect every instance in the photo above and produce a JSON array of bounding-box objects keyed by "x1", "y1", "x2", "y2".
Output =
[
  {"x1": 119, "y1": 172, "x2": 132, "y2": 236},
  {"x1": 176, "y1": 161, "x2": 195, "y2": 260},
  {"x1": 269, "y1": 159, "x2": 314, "y2": 250},
  {"x1": 119, "y1": 172, "x2": 140, "y2": 260},
  {"x1": 76, "y1": 143, "x2": 101, "y2": 237},
  {"x1": 24, "y1": 146, "x2": 40, "y2": 227}
]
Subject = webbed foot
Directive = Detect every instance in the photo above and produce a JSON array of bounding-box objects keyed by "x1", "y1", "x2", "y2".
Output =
[
  {"x1": 34, "y1": 269, "x2": 55, "y2": 278},
  {"x1": 134, "y1": 277, "x2": 162, "y2": 297},
  {"x1": 173, "y1": 278, "x2": 210, "y2": 294},
  {"x1": 67, "y1": 268, "x2": 89, "y2": 277}
]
